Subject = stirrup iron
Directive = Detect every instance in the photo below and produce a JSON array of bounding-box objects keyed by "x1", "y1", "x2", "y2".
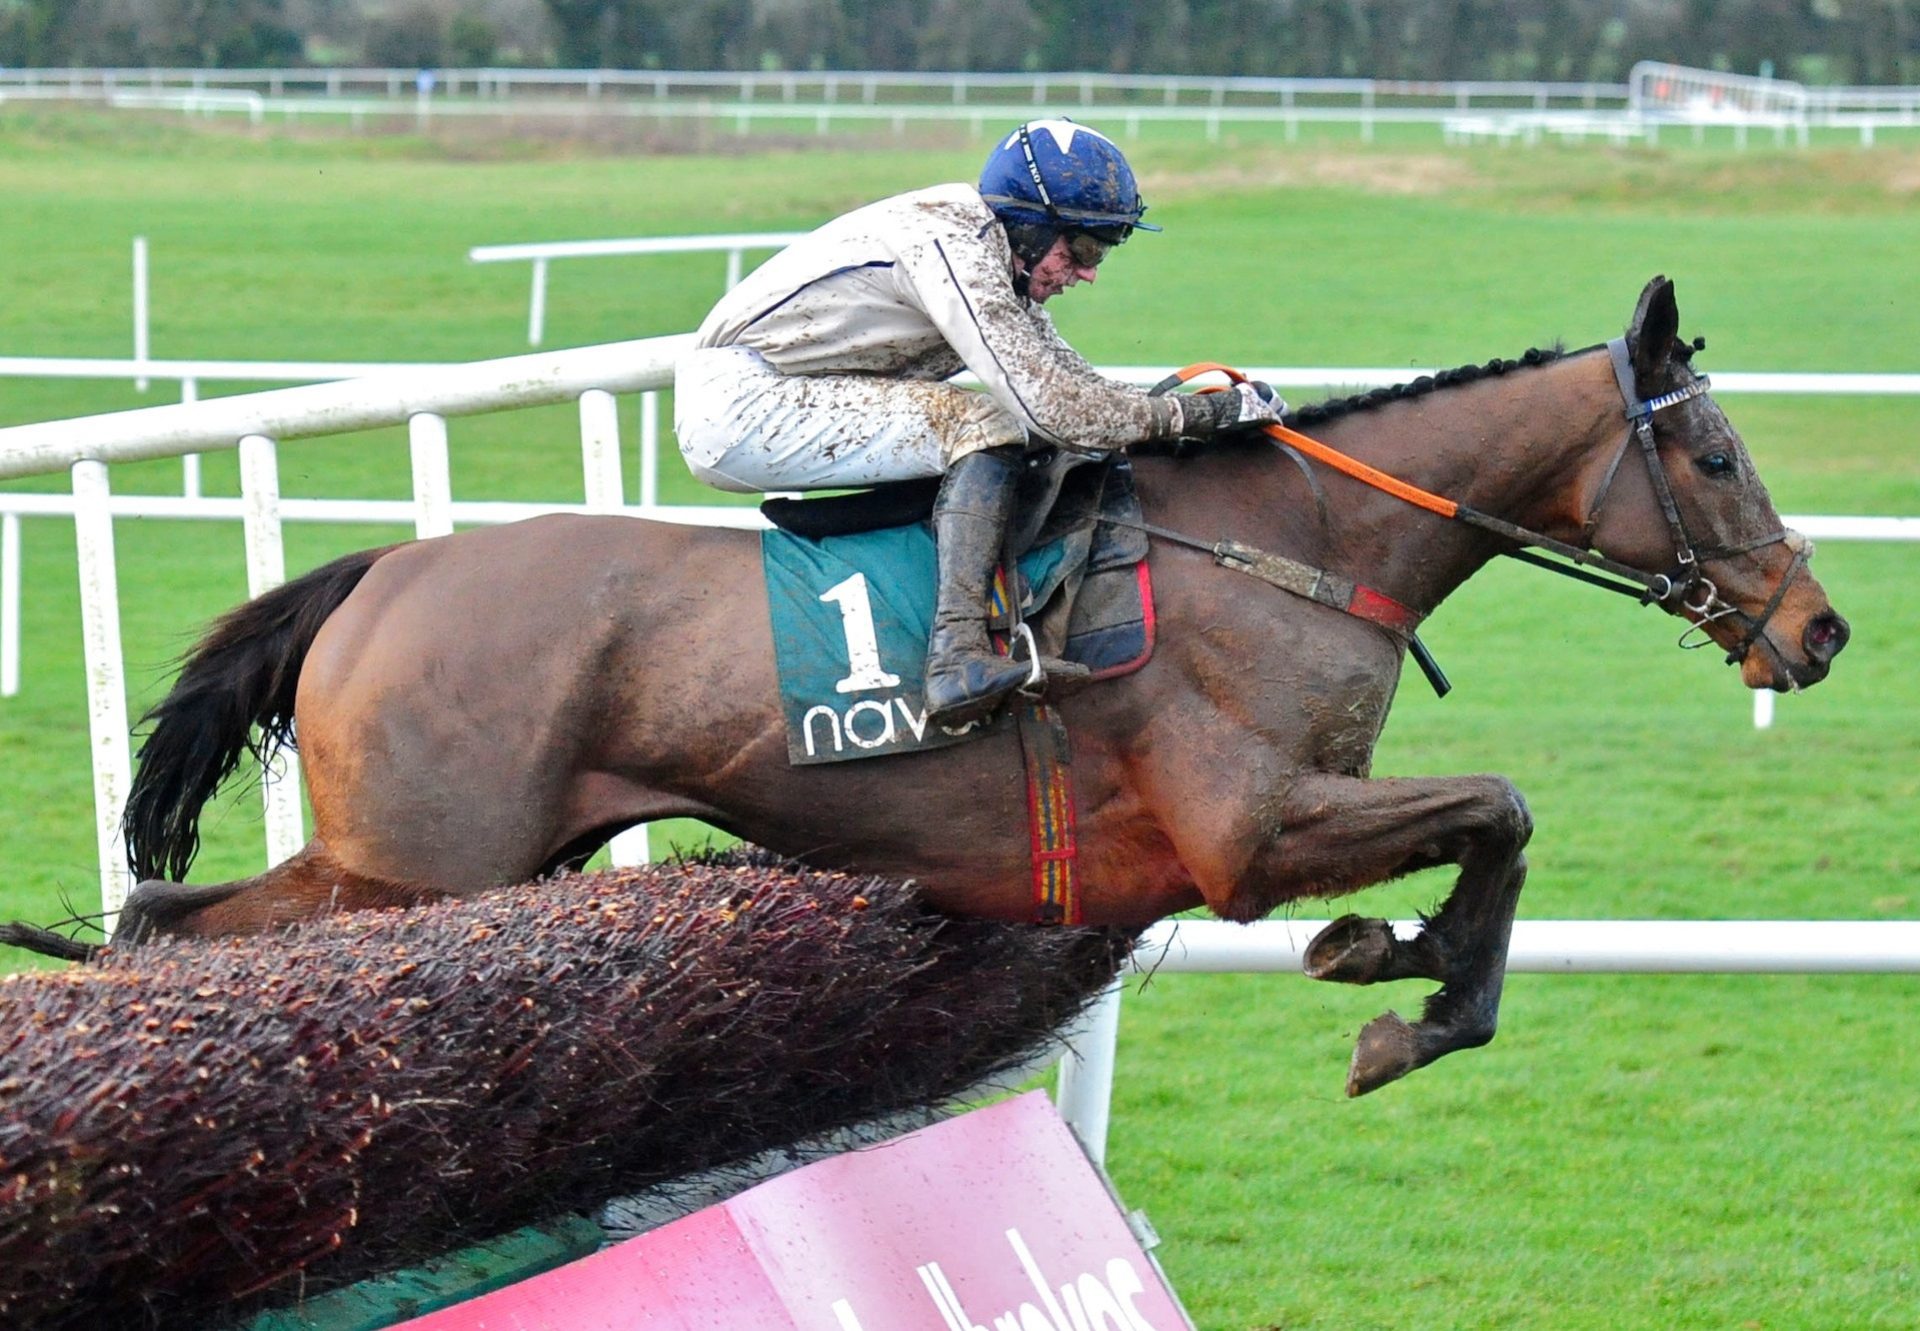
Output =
[{"x1": 1007, "y1": 622, "x2": 1047, "y2": 697}]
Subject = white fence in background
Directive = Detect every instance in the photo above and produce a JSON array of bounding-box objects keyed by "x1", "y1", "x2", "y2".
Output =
[
  {"x1": 468, "y1": 234, "x2": 807, "y2": 346},
  {"x1": 6, "y1": 65, "x2": 1918, "y2": 146},
  {"x1": 0, "y1": 67, "x2": 1642, "y2": 109},
  {"x1": 109, "y1": 88, "x2": 267, "y2": 123},
  {"x1": 116, "y1": 230, "x2": 800, "y2": 379},
  {"x1": 12, "y1": 64, "x2": 1920, "y2": 116},
  {"x1": 2, "y1": 336, "x2": 1917, "y2": 1165}
]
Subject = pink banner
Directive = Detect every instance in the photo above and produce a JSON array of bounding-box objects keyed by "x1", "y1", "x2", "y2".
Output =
[{"x1": 397, "y1": 1091, "x2": 1190, "y2": 1330}]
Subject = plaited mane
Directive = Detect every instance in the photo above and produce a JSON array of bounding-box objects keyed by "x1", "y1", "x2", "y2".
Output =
[
  {"x1": 1286, "y1": 334, "x2": 1703, "y2": 427},
  {"x1": 1135, "y1": 335, "x2": 1705, "y2": 455},
  {"x1": 1287, "y1": 346, "x2": 1567, "y2": 427}
]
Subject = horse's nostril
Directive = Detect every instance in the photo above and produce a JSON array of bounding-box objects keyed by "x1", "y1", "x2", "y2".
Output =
[{"x1": 1804, "y1": 612, "x2": 1850, "y2": 662}]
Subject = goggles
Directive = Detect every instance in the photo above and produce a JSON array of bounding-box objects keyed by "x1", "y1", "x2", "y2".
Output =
[
  {"x1": 1075, "y1": 220, "x2": 1135, "y2": 246},
  {"x1": 1065, "y1": 231, "x2": 1116, "y2": 268}
]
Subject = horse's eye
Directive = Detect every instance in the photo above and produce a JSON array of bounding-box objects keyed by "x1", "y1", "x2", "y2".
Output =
[{"x1": 1696, "y1": 451, "x2": 1736, "y2": 478}]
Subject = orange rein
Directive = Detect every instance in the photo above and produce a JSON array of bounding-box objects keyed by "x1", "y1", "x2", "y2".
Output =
[{"x1": 1167, "y1": 362, "x2": 1461, "y2": 521}]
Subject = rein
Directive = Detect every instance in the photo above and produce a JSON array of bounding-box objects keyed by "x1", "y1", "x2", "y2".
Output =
[{"x1": 1151, "y1": 346, "x2": 1806, "y2": 672}]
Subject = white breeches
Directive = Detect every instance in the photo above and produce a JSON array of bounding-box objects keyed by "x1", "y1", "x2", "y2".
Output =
[{"x1": 674, "y1": 345, "x2": 1027, "y2": 494}]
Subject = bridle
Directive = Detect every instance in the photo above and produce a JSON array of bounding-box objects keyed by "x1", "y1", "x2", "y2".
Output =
[
  {"x1": 1149, "y1": 343, "x2": 1812, "y2": 674},
  {"x1": 1529, "y1": 337, "x2": 1810, "y2": 666}
]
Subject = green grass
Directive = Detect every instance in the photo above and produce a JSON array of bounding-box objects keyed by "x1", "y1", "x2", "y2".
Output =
[{"x1": 2, "y1": 111, "x2": 1918, "y2": 1330}]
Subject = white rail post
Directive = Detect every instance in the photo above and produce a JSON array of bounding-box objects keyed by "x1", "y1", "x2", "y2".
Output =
[
  {"x1": 70, "y1": 460, "x2": 134, "y2": 930},
  {"x1": 1054, "y1": 978, "x2": 1125, "y2": 1165},
  {"x1": 132, "y1": 236, "x2": 150, "y2": 393},
  {"x1": 180, "y1": 377, "x2": 202, "y2": 499},
  {"x1": 725, "y1": 247, "x2": 744, "y2": 289},
  {"x1": 528, "y1": 257, "x2": 549, "y2": 347},
  {"x1": 579, "y1": 388, "x2": 625, "y2": 513},
  {"x1": 238, "y1": 433, "x2": 306, "y2": 867},
  {"x1": 408, "y1": 412, "x2": 454, "y2": 539},
  {"x1": 1753, "y1": 691, "x2": 1775, "y2": 729},
  {"x1": 2, "y1": 511, "x2": 19, "y2": 697},
  {"x1": 639, "y1": 389, "x2": 661, "y2": 509},
  {"x1": 579, "y1": 388, "x2": 652, "y2": 868}
]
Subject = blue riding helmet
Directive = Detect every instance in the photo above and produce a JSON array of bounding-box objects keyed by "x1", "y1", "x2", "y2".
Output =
[{"x1": 978, "y1": 119, "x2": 1160, "y2": 245}]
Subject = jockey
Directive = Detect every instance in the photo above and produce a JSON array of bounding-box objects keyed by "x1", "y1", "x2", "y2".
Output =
[{"x1": 676, "y1": 118, "x2": 1285, "y2": 729}]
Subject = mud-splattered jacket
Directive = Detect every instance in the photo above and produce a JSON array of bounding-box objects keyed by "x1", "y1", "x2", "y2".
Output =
[{"x1": 691, "y1": 183, "x2": 1181, "y2": 450}]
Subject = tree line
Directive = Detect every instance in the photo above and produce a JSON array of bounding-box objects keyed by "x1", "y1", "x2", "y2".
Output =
[{"x1": 3, "y1": 0, "x2": 1915, "y2": 85}]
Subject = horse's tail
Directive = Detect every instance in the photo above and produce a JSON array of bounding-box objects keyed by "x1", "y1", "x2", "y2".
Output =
[
  {"x1": 123, "y1": 544, "x2": 399, "y2": 883},
  {"x1": 0, "y1": 922, "x2": 98, "y2": 964}
]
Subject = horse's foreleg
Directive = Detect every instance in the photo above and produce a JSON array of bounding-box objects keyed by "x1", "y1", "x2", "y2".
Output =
[
  {"x1": 1336, "y1": 850, "x2": 1529, "y2": 1098},
  {"x1": 1230, "y1": 772, "x2": 1533, "y2": 1096}
]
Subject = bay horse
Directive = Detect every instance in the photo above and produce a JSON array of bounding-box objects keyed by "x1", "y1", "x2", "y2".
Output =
[{"x1": 4, "y1": 277, "x2": 1849, "y2": 1095}]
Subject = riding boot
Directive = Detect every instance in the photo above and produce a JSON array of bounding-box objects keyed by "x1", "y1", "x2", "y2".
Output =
[{"x1": 923, "y1": 447, "x2": 1039, "y2": 731}]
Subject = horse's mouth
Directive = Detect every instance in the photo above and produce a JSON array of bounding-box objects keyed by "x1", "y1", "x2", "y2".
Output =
[{"x1": 1736, "y1": 609, "x2": 1850, "y2": 692}]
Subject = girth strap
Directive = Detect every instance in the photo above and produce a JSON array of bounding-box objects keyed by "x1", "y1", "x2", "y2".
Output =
[{"x1": 1014, "y1": 699, "x2": 1081, "y2": 925}]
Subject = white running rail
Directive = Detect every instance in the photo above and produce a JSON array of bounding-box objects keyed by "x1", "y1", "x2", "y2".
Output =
[
  {"x1": 1054, "y1": 917, "x2": 1920, "y2": 1161},
  {"x1": 0, "y1": 334, "x2": 691, "y2": 925}
]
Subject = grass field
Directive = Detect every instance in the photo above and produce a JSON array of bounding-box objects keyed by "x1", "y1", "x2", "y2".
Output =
[{"x1": 2, "y1": 108, "x2": 1918, "y2": 1330}]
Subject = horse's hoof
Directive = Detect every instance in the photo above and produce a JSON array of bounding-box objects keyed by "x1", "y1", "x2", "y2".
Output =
[
  {"x1": 1346, "y1": 1010, "x2": 1421, "y2": 1097},
  {"x1": 1304, "y1": 914, "x2": 1393, "y2": 984}
]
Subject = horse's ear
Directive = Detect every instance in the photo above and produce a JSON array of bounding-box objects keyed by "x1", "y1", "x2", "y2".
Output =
[{"x1": 1627, "y1": 276, "x2": 1679, "y2": 385}]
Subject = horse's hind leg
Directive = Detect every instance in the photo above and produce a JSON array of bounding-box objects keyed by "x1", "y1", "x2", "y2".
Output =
[
  {"x1": 113, "y1": 879, "x2": 254, "y2": 945},
  {"x1": 1215, "y1": 771, "x2": 1533, "y2": 1097},
  {"x1": 111, "y1": 842, "x2": 442, "y2": 945}
]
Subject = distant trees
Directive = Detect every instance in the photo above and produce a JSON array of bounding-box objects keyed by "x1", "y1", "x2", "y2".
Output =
[
  {"x1": 2, "y1": 0, "x2": 1915, "y2": 84},
  {"x1": 0, "y1": 0, "x2": 301, "y2": 66}
]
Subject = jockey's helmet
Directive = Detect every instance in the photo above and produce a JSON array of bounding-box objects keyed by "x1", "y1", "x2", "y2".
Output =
[{"x1": 978, "y1": 119, "x2": 1160, "y2": 262}]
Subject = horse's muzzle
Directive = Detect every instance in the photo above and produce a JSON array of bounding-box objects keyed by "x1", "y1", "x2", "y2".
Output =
[{"x1": 1758, "y1": 608, "x2": 1849, "y2": 691}]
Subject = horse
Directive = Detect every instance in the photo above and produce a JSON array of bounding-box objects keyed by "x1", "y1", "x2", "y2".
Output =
[{"x1": 2, "y1": 277, "x2": 1849, "y2": 1096}]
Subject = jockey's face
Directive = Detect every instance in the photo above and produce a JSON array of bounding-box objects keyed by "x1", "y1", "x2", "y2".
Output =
[{"x1": 1022, "y1": 234, "x2": 1100, "y2": 304}]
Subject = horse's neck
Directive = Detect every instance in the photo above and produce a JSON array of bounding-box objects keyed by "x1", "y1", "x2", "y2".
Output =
[{"x1": 1167, "y1": 350, "x2": 1620, "y2": 616}]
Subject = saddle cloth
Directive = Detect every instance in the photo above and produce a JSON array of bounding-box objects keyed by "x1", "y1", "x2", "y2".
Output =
[{"x1": 760, "y1": 459, "x2": 1153, "y2": 765}]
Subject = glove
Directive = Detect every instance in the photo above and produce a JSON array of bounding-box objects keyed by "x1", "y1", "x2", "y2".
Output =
[
  {"x1": 1177, "y1": 381, "x2": 1288, "y2": 442},
  {"x1": 1242, "y1": 380, "x2": 1288, "y2": 419}
]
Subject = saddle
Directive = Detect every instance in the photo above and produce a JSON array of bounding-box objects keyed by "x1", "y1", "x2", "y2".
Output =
[
  {"x1": 758, "y1": 455, "x2": 1154, "y2": 766},
  {"x1": 761, "y1": 476, "x2": 943, "y2": 539}
]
